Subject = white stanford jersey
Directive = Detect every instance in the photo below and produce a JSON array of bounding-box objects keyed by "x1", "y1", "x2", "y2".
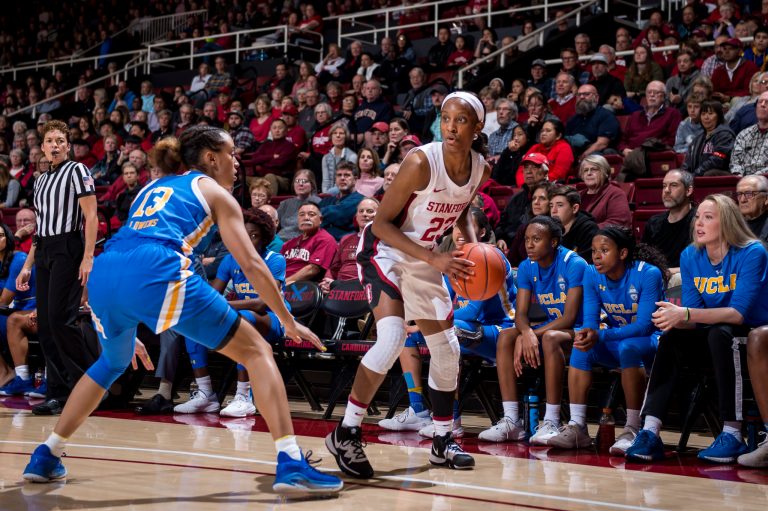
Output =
[{"x1": 393, "y1": 142, "x2": 486, "y2": 251}]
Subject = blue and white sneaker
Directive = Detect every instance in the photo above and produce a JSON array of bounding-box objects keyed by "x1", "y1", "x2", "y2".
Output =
[
  {"x1": 0, "y1": 376, "x2": 36, "y2": 396},
  {"x1": 26, "y1": 380, "x2": 47, "y2": 399},
  {"x1": 698, "y1": 432, "x2": 749, "y2": 464},
  {"x1": 22, "y1": 444, "x2": 67, "y2": 483},
  {"x1": 625, "y1": 429, "x2": 665, "y2": 462},
  {"x1": 272, "y1": 450, "x2": 343, "y2": 495}
]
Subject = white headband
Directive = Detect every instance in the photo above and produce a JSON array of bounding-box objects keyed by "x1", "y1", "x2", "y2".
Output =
[{"x1": 441, "y1": 91, "x2": 485, "y2": 123}]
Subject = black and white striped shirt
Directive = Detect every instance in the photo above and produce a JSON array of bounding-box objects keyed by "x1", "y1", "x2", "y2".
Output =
[{"x1": 33, "y1": 160, "x2": 96, "y2": 238}]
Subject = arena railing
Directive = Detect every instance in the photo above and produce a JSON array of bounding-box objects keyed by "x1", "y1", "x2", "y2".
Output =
[
  {"x1": 129, "y1": 9, "x2": 209, "y2": 44},
  {"x1": 456, "y1": 0, "x2": 600, "y2": 89}
]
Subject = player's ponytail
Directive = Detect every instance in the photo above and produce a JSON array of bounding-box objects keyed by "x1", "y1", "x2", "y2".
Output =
[
  {"x1": 150, "y1": 137, "x2": 183, "y2": 175},
  {"x1": 597, "y1": 225, "x2": 670, "y2": 285}
]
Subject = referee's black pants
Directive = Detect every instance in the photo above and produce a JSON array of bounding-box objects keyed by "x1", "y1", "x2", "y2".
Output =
[
  {"x1": 641, "y1": 324, "x2": 751, "y2": 423},
  {"x1": 35, "y1": 232, "x2": 98, "y2": 401}
]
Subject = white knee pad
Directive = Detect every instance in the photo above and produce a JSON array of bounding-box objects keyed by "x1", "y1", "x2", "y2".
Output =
[
  {"x1": 361, "y1": 316, "x2": 407, "y2": 374},
  {"x1": 426, "y1": 328, "x2": 461, "y2": 391}
]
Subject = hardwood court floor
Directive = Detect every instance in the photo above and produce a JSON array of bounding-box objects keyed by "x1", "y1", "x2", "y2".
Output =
[{"x1": 1, "y1": 397, "x2": 767, "y2": 510}]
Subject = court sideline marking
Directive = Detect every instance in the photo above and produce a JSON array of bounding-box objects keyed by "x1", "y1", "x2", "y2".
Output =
[{"x1": 0, "y1": 439, "x2": 669, "y2": 511}]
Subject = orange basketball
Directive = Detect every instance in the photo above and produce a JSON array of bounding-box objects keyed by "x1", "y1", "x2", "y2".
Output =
[{"x1": 453, "y1": 242, "x2": 507, "y2": 301}]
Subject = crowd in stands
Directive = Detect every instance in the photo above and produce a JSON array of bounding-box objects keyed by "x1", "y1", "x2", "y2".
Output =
[{"x1": 2, "y1": 0, "x2": 768, "y2": 469}]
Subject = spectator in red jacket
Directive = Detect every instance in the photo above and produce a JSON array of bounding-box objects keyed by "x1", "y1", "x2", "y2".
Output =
[
  {"x1": 712, "y1": 38, "x2": 760, "y2": 104},
  {"x1": 253, "y1": 118, "x2": 299, "y2": 194},
  {"x1": 619, "y1": 81, "x2": 682, "y2": 156},
  {"x1": 517, "y1": 118, "x2": 574, "y2": 185},
  {"x1": 548, "y1": 72, "x2": 577, "y2": 123}
]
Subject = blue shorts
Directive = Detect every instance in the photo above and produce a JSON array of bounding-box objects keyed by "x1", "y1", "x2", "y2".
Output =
[
  {"x1": 404, "y1": 319, "x2": 502, "y2": 362},
  {"x1": 569, "y1": 332, "x2": 659, "y2": 371}
]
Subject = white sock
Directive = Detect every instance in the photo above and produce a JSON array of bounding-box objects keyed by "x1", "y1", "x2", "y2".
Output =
[
  {"x1": 157, "y1": 380, "x2": 172, "y2": 401},
  {"x1": 502, "y1": 401, "x2": 519, "y2": 422},
  {"x1": 643, "y1": 415, "x2": 663, "y2": 437},
  {"x1": 723, "y1": 421, "x2": 742, "y2": 440},
  {"x1": 275, "y1": 435, "x2": 302, "y2": 461},
  {"x1": 44, "y1": 432, "x2": 68, "y2": 458},
  {"x1": 236, "y1": 381, "x2": 250, "y2": 397},
  {"x1": 196, "y1": 376, "x2": 213, "y2": 397},
  {"x1": 434, "y1": 417, "x2": 453, "y2": 436},
  {"x1": 626, "y1": 409, "x2": 641, "y2": 430},
  {"x1": 568, "y1": 403, "x2": 587, "y2": 427},
  {"x1": 15, "y1": 365, "x2": 30, "y2": 380},
  {"x1": 544, "y1": 403, "x2": 561, "y2": 424},
  {"x1": 342, "y1": 398, "x2": 368, "y2": 428}
]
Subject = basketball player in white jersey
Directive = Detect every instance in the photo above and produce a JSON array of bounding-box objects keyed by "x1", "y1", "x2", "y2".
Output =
[{"x1": 325, "y1": 92, "x2": 491, "y2": 477}]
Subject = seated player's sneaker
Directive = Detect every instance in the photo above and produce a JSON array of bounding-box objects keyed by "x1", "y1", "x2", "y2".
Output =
[
  {"x1": 220, "y1": 393, "x2": 256, "y2": 417},
  {"x1": 173, "y1": 390, "x2": 220, "y2": 414},
  {"x1": 625, "y1": 429, "x2": 665, "y2": 462},
  {"x1": 26, "y1": 380, "x2": 47, "y2": 399},
  {"x1": 135, "y1": 394, "x2": 175, "y2": 415},
  {"x1": 738, "y1": 435, "x2": 768, "y2": 468},
  {"x1": 429, "y1": 432, "x2": 475, "y2": 469},
  {"x1": 529, "y1": 420, "x2": 560, "y2": 446},
  {"x1": 698, "y1": 432, "x2": 749, "y2": 463},
  {"x1": 418, "y1": 420, "x2": 464, "y2": 439},
  {"x1": 378, "y1": 406, "x2": 431, "y2": 431},
  {"x1": 22, "y1": 444, "x2": 67, "y2": 483},
  {"x1": 548, "y1": 423, "x2": 594, "y2": 449},
  {"x1": 324, "y1": 421, "x2": 374, "y2": 479},
  {"x1": 478, "y1": 416, "x2": 526, "y2": 442},
  {"x1": 0, "y1": 376, "x2": 36, "y2": 396},
  {"x1": 272, "y1": 450, "x2": 343, "y2": 495},
  {"x1": 609, "y1": 426, "x2": 639, "y2": 456}
]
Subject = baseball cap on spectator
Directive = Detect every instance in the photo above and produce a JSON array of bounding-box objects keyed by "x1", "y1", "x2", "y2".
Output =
[
  {"x1": 522, "y1": 152, "x2": 549, "y2": 167},
  {"x1": 430, "y1": 83, "x2": 449, "y2": 95},
  {"x1": 531, "y1": 59, "x2": 547, "y2": 68},
  {"x1": 219, "y1": 86, "x2": 232, "y2": 95},
  {"x1": 371, "y1": 121, "x2": 389, "y2": 132},
  {"x1": 227, "y1": 110, "x2": 244, "y2": 120},
  {"x1": 721, "y1": 38, "x2": 742, "y2": 48},
  {"x1": 589, "y1": 54, "x2": 608, "y2": 64},
  {"x1": 282, "y1": 105, "x2": 298, "y2": 116},
  {"x1": 692, "y1": 29, "x2": 706, "y2": 38},
  {"x1": 399, "y1": 134, "x2": 422, "y2": 147},
  {"x1": 125, "y1": 134, "x2": 143, "y2": 145},
  {"x1": 71, "y1": 139, "x2": 91, "y2": 148}
]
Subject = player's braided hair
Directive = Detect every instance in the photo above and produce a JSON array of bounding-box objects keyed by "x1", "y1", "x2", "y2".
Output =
[
  {"x1": 243, "y1": 208, "x2": 276, "y2": 250},
  {"x1": 597, "y1": 225, "x2": 670, "y2": 285},
  {"x1": 178, "y1": 125, "x2": 229, "y2": 171},
  {"x1": 529, "y1": 215, "x2": 563, "y2": 248}
]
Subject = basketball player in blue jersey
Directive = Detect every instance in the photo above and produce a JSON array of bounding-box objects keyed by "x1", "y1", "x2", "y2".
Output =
[
  {"x1": 548, "y1": 226, "x2": 666, "y2": 454},
  {"x1": 628, "y1": 194, "x2": 768, "y2": 464},
  {"x1": 379, "y1": 208, "x2": 516, "y2": 437},
  {"x1": 175, "y1": 209, "x2": 288, "y2": 418},
  {"x1": 481, "y1": 216, "x2": 587, "y2": 444},
  {"x1": 21, "y1": 128, "x2": 343, "y2": 495},
  {"x1": 738, "y1": 326, "x2": 768, "y2": 467},
  {"x1": 325, "y1": 92, "x2": 491, "y2": 478}
]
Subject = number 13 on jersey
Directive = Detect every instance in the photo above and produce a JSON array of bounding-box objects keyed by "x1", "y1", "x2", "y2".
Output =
[{"x1": 134, "y1": 187, "x2": 174, "y2": 218}]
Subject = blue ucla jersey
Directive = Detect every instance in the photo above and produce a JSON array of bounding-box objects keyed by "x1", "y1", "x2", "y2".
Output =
[
  {"x1": 582, "y1": 260, "x2": 664, "y2": 342},
  {"x1": 215, "y1": 251, "x2": 289, "y2": 311},
  {"x1": 107, "y1": 170, "x2": 214, "y2": 257},
  {"x1": 680, "y1": 241, "x2": 768, "y2": 326},
  {"x1": 517, "y1": 245, "x2": 587, "y2": 327},
  {"x1": 453, "y1": 253, "x2": 517, "y2": 328},
  {"x1": 0, "y1": 252, "x2": 36, "y2": 310}
]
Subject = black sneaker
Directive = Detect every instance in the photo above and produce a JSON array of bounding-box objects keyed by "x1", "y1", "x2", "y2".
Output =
[
  {"x1": 31, "y1": 398, "x2": 65, "y2": 416},
  {"x1": 324, "y1": 421, "x2": 374, "y2": 479},
  {"x1": 430, "y1": 432, "x2": 475, "y2": 469},
  {"x1": 135, "y1": 394, "x2": 175, "y2": 415}
]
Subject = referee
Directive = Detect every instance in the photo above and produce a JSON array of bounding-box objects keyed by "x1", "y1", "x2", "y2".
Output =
[{"x1": 17, "y1": 120, "x2": 99, "y2": 415}]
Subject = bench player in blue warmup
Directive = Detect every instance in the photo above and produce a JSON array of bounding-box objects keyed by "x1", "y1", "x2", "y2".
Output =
[{"x1": 21, "y1": 128, "x2": 343, "y2": 495}]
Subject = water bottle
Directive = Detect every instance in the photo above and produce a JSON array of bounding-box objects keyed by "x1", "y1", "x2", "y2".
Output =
[
  {"x1": 34, "y1": 369, "x2": 43, "y2": 388},
  {"x1": 526, "y1": 391, "x2": 539, "y2": 439},
  {"x1": 596, "y1": 407, "x2": 616, "y2": 453}
]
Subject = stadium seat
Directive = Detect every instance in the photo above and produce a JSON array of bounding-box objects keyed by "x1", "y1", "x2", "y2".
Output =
[
  {"x1": 693, "y1": 175, "x2": 740, "y2": 203},
  {"x1": 648, "y1": 150, "x2": 678, "y2": 177},
  {"x1": 632, "y1": 208, "x2": 665, "y2": 241},
  {"x1": 487, "y1": 185, "x2": 516, "y2": 210},
  {"x1": 604, "y1": 153, "x2": 624, "y2": 177},
  {"x1": 633, "y1": 178, "x2": 664, "y2": 208}
]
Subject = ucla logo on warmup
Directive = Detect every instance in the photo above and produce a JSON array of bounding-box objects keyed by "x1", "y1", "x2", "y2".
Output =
[
  {"x1": 557, "y1": 275, "x2": 566, "y2": 292},
  {"x1": 629, "y1": 285, "x2": 638, "y2": 303}
]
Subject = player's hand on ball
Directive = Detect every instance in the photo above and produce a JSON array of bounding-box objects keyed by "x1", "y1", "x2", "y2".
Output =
[
  {"x1": 431, "y1": 251, "x2": 474, "y2": 282},
  {"x1": 285, "y1": 321, "x2": 327, "y2": 352}
]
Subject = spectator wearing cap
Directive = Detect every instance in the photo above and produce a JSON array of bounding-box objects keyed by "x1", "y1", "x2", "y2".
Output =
[
  {"x1": 401, "y1": 67, "x2": 432, "y2": 135},
  {"x1": 588, "y1": 53, "x2": 626, "y2": 106},
  {"x1": 528, "y1": 59, "x2": 554, "y2": 99},
  {"x1": 744, "y1": 26, "x2": 768, "y2": 71},
  {"x1": 71, "y1": 140, "x2": 97, "y2": 169},
  {"x1": 422, "y1": 84, "x2": 448, "y2": 143},
  {"x1": 565, "y1": 84, "x2": 619, "y2": 158},
  {"x1": 487, "y1": 99, "x2": 518, "y2": 163},
  {"x1": 495, "y1": 151, "x2": 549, "y2": 250},
  {"x1": 598, "y1": 44, "x2": 627, "y2": 82},
  {"x1": 397, "y1": 134, "x2": 421, "y2": 163},
  {"x1": 368, "y1": 121, "x2": 390, "y2": 160},
  {"x1": 548, "y1": 72, "x2": 577, "y2": 123},
  {"x1": 281, "y1": 103, "x2": 307, "y2": 150},
  {"x1": 353, "y1": 80, "x2": 394, "y2": 145},
  {"x1": 227, "y1": 110, "x2": 255, "y2": 156},
  {"x1": 666, "y1": 49, "x2": 702, "y2": 114},
  {"x1": 252, "y1": 118, "x2": 299, "y2": 193},
  {"x1": 712, "y1": 38, "x2": 760, "y2": 104}
]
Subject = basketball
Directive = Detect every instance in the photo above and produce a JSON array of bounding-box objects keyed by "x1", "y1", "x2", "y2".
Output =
[{"x1": 453, "y1": 242, "x2": 507, "y2": 301}]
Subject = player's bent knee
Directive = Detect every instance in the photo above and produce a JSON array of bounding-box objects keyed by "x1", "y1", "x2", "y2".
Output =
[
  {"x1": 427, "y1": 329, "x2": 460, "y2": 391},
  {"x1": 86, "y1": 353, "x2": 130, "y2": 390},
  {"x1": 361, "y1": 316, "x2": 406, "y2": 374}
]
